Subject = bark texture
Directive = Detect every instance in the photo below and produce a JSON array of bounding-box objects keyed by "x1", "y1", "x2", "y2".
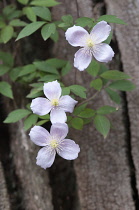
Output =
[{"x1": 52, "y1": 0, "x2": 136, "y2": 209}]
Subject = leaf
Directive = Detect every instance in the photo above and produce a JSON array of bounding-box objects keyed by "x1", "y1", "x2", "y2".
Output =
[
  {"x1": 86, "y1": 60, "x2": 100, "y2": 77},
  {"x1": 73, "y1": 103, "x2": 87, "y2": 115},
  {"x1": 32, "y1": 6, "x2": 51, "y2": 21},
  {"x1": 23, "y1": 7, "x2": 36, "y2": 22},
  {"x1": 39, "y1": 74, "x2": 60, "y2": 82},
  {"x1": 9, "y1": 19, "x2": 27, "y2": 27},
  {"x1": 9, "y1": 67, "x2": 22, "y2": 81},
  {"x1": 26, "y1": 89, "x2": 43, "y2": 98},
  {"x1": 75, "y1": 17, "x2": 93, "y2": 27},
  {"x1": 104, "y1": 31, "x2": 113, "y2": 44},
  {"x1": 100, "y1": 70, "x2": 130, "y2": 80},
  {"x1": 41, "y1": 23, "x2": 56, "y2": 41},
  {"x1": 0, "y1": 81, "x2": 13, "y2": 99},
  {"x1": 45, "y1": 58, "x2": 67, "y2": 68},
  {"x1": 105, "y1": 88, "x2": 121, "y2": 104},
  {"x1": 109, "y1": 80, "x2": 136, "y2": 91},
  {"x1": 0, "y1": 51, "x2": 14, "y2": 67},
  {"x1": 50, "y1": 29, "x2": 59, "y2": 42},
  {"x1": 94, "y1": 115, "x2": 110, "y2": 138},
  {"x1": 78, "y1": 108, "x2": 95, "y2": 118},
  {"x1": 61, "y1": 15, "x2": 73, "y2": 25},
  {"x1": 70, "y1": 85, "x2": 87, "y2": 99},
  {"x1": 62, "y1": 87, "x2": 70, "y2": 95},
  {"x1": 38, "y1": 114, "x2": 50, "y2": 120},
  {"x1": 90, "y1": 78, "x2": 103, "y2": 91},
  {"x1": 97, "y1": 15, "x2": 127, "y2": 25},
  {"x1": 30, "y1": 0, "x2": 60, "y2": 7},
  {"x1": 0, "y1": 21, "x2": 6, "y2": 29},
  {"x1": 4, "y1": 109, "x2": 31, "y2": 123},
  {"x1": 36, "y1": 119, "x2": 49, "y2": 126},
  {"x1": 97, "y1": 106, "x2": 117, "y2": 115},
  {"x1": 17, "y1": 0, "x2": 29, "y2": 4},
  {"x1": 61, "y1": 61, "x2": 71, "y2": 76},
  {"x1": 33, "y1": 61, "x2": 58, "y2": 74},
  {"x1": 71, "y1": 118, "x2": 83, "y2": 130},
  {"x1": 1, "y1": 25, "x2": 14, "y2": 43},
  {"x1": 18, "y1": 64, "x2": 36, "y2": 77},
  {"x1": 24, "y1": 114, "x2": 38, "y2": 131},
  {"x1": 16, "y1": 21, "x2": 45, "y2": 41},
  {"x1": 0, "y1": 65, "x2": 10, "y2": 76}
]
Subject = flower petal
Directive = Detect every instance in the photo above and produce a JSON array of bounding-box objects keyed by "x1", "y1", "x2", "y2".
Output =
[
  {"x1": 57, "y1": 139, "x2": 80, "y2": 160},
  {"x1": 31, "y1": 97, "x2": 52, "y2": 116},
  {"x1": 50, "y1": 109, "x2": 67, "y2": 123},
  {"x1": 93, "y1": 43, "x2": 114, "y2": 63},
  {"x1": 90, "y1": 21, "x2": 111, "y2": 44},
  {"x1": 36, "y1": 147, "x2": 56, "y2": 169},
  {"x1": 65, "y1": 25, "x2": 88, "y2": 47},
  {"x1": 29, "y1": 126, "x2": 51, "y2": 146},
  {"x1": 43, "y1": 80, "x2": 61, "y2": 100},
  {"x1": 59, "y1": 95, "x2": 78, "y2": 113},
  {"x1": 50, "y1": 123, "x2": 68, "y2": 140},
  {"x1": 74, "y1": 48, "x2": 92, "y2": 71}
]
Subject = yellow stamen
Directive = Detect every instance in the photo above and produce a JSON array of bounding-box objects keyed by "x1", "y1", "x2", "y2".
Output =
[
  {"x1": 51, "y1": 98, "x2": 59, "y2": 106},
  {"x1": 86, "y1": 38, "x2": 94, "y2": 47},
  {"x1": 50, "y1": 139, "x2": 58, "y2": 148}
]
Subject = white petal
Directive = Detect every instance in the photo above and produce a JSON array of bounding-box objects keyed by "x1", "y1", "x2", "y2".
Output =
[
  {"x1": 59, "y1": 95, "x2": 78, "y2": 113},
  {"x1": 50, "y1": 123, "x2": 68, "y2": 140},
  {"x1": 50, "y1": 109, "x2": 67, "y2": 124},
  {"x1": 93, "y1": 43, "x2": 114, "y2": 63},
  {"x1": 74, "y1": 48, "x2": 92, "y2": 71},
  {"x1": 90, "y1": 21, "x2": 111, "y2": 44},
  {"x1": 57, "y1": 139, "x2": 80, "y2": 160},
  {"x1": 29, "y1": 126, "x2": 51, "y2": 146},
  {"x1": 36, "y1": 147, "x2": 56, "y2": 169},
  {"x1": 30, "y1": 97, "x2": 52, "y2": 116},
  {"x1": 65, "y1": 25, "x2": 88, "y2": 47},
  {"x1": 43, "y1": 80, "x2": 61, "y2": 100}
]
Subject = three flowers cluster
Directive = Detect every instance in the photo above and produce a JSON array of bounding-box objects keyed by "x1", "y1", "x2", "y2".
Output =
[{"x1": 29, "y1": 21, "x2": 114, "y2": 169}]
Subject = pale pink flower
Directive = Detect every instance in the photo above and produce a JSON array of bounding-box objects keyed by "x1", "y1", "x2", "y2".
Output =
[
  {"x1": 29, "y1": 123, "x2": 80, "y2": 169},
  {"x1": 65, "y1": 21, "x2": 114, "y2": 71},
  {"x1": 30, "y1": 80, "x2": 77, "y2": 123}
]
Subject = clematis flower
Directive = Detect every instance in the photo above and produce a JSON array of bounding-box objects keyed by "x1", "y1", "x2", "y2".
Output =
[
  {"x1": 29, "y1": 123, "x2": 80, "y2": 169},
  {"x1": 30, "y1": 80, "x2": 77, "y2": 123},
  {"x1": 65, "y1": 21, "x2": 114, "y2": 71}
]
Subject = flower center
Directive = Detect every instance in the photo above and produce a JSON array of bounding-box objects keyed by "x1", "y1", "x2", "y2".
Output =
[
  {"x1": 51, "y1": 98, "x2": 59, "y2": 106},
  {"x1": 86, "y1": 38, "x2": 94, "y2": 48},
  {"x1": 50, "y1": 139, "x2": 59, "y2": 148}
]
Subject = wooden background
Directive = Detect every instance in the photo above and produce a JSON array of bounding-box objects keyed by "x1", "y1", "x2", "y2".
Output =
[{"x1": 0, "y1": 0, "x2": 139, "y2": 209}]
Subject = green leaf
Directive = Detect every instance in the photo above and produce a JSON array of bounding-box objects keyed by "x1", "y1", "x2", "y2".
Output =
[
  {"x1": 97, "y1": 105, "x2": 117, "y2": 115},
  {"x1": 30, "y1": 0, "x2": 60, "y2": 7},
  {"x1": 50, "y1": 29, "x2": 59, "y2": 42},
  {"x1": 78, "y1": 108, "x2": 95, "y2": 118},
  {"x1": 16, "y1": 21, "x2": 45, "y2": 41},
  {"x1": 4, "y1": 109, "x2": 31, "y2": 123},
  {"x1": 61, "y1": 61, "x2": 71, "y2": 76},
  {"x1": 1, "y1": 25, "x2": 14, "y2": 43},
  {"x1": 0, "y1": 21, "x2": 6, "y2": 29},
  {"x1": 17, "y1": 0, "x2": 29, "y2": 4},
  {"x1": 9, "y1": 67, "x2": 22, "y2": 81},
  {"x1": 100, "y1": 70, "x2": 130, "y2": 80},
  {"x1": 9, "y1": 19, "x2": 27, "y2": 27},
  {"x1": 109, "y1": 80, "x2": 136, "y2": 91},
  {"x1": 0, "y1": 81, "x2": 13, "y2": 99},
  {"x1": 38, "y1": 114, "x2": 50, "y2": 120},
  {"x1": 33, "y1": 61, "x2": 58, "y2": 74},
  {"x1": 32, "y1": 6, "x2": 51, "y2": 21},
  {"x1": 73, "y1": 103, "x2": 87, "y2": 115},
  {"x1": 38, "y1": 74, "x2": 60, "y2": 82},
  {"x1": 105, "y1": 88, "x2": 121, "y2": 104},
  {"x1": 86, "y1": 60, "x2": 100, "y2": 77},
  {"x1": 18, "y1": 64, "x2": 36, "y2": 77},
  {"x1": 104, "y1": 31, "x2": 113, "y2": 44},
  {"x1": 97, "y1": 15, "x2": 126, "y2": 25},
  {"x1": 26, "y1": 89, "x2": 43, "y2": 98},
  {"x1": 0, "y1": 51, "x2": 14, "y2": 67},
  {"x1": 62, "y1": 87, "x2": 70, "y2": 95},
  {"x1": 70, "y1": 85, "x2": 87, "y2": 99},
  {"x1": 90, "y1": 78, "x2": 103, "y2": 91},
  {"x1": 61, "y1": 15, "x2": 73, "y2": 25},
  {"x1": 23, "y1": 7, "x2": 36, "y2": 22},
  {"x1": 41, "y1": 23, "x2": 56, "y2": 41},
  {"x1": 94, "y1": 115, "x2": 110, "y2": 138},
  {"x1": 71, "y1": 118, "x2": 83, "y2": 130},
  {"x1": 24, "y1": 114, "x2": 38, "y2": 131},
  {"x1": 0, "y1": 65, "x2": 10, "y2": 76},
  {"x1": 45, "y1": 58, "x2": 67, "y2": 68},
  {"x1": 75, "y1": 17, "x2": 93, "y2": 27},
  {"x1": 36, "y1": 119, "x2": 49, "y2": 126}
]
